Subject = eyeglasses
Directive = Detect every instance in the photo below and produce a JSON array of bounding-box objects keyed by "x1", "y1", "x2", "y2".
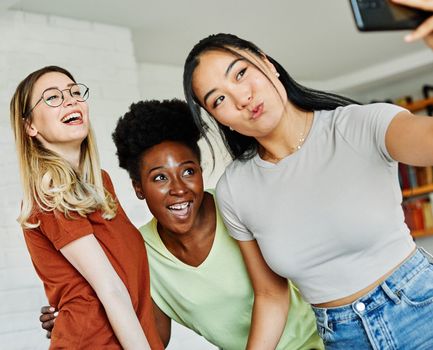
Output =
[{"x1": 24, "y1": 83, "x2": 89, "y2": 118}]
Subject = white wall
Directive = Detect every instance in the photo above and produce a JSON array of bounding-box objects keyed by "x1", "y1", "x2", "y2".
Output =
[{"x1": 338, "y1": 65, "x2": 433, "y2": 104}]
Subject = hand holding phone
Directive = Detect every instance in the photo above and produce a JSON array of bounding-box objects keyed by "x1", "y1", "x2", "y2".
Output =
[
  {"x1": 349, "y1": 0, "x2": 430, "y2": 31},
  {"x1": 392, "y1": 0, "x2": 433, "y2": 48}
]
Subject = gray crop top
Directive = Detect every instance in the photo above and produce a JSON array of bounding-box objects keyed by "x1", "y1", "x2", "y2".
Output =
[{"x1": 216, "y1": 103, "x2": 416, "y2": 304}]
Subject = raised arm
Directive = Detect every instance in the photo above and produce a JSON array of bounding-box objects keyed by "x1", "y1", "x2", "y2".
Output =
[
  {"x1": 60, "y1": 234, "x2": 152, "y2": 350},
  {"x1": 238, "y1": 240, "x2": 289, "y2": 350},
  {"x1": 386, "y1": 110, "x2": 433, "y2": 166}
]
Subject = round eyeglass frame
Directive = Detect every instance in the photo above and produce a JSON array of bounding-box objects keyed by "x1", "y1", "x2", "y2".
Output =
[{"x1": 24, "y1": 83, "x2": 89, "y2": 118}]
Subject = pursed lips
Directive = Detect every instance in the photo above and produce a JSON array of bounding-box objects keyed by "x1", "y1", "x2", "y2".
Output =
[{"x1": 250, "y1": 102, "x2": 264, "y2": 120}]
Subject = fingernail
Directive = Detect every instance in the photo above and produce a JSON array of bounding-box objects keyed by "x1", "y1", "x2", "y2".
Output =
[
  {"x1": 49, "y1": 307, "x2": 55, "y2": 312},
  {"x1": 53, "y1": 311, "x2": 59, "y2": 317},
  {"x1": 404, "y1": 34, "x2": 413, "y2": 42}
]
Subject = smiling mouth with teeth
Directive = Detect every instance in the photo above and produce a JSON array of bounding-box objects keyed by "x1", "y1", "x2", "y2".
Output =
[
  {"x1": 61, "y1": 112, "x2": 82, "y2": 124},
  {"x1": 168, "y1": 202, "x2": 191, "y2": 217}
]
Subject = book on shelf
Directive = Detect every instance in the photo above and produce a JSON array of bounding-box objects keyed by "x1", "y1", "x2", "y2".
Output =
[
  {"x1": 408, "y1": 165, "x2": 418, "y2": 188},
  {"x1": 426, "y1": 166, "x2": 433, "y2": 184},
  {"x1": 398, "y1": 163, "x2": 410, "y2": 190},
  {"x1": 399, "y1": 164, "x2": 433, "y2": 190},
  {"x1": 403, "y1": 199, "x2": 425, "y2": 232},
  {"x1": 400, "y1": 164, "x2": 433, "y2": 234},
  {"x1": 422, "y1": 202, "x2": 433, "y2": 229}
]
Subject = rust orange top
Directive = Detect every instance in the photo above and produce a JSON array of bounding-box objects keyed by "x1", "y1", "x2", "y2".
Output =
[{"x1": 24, "y1": 171, "x2": 163, "y2": 349}]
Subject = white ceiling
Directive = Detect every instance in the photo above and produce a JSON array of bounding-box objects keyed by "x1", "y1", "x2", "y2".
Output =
[{"x1": 6, "y1": 0, "x2": 432, "y2": 84}]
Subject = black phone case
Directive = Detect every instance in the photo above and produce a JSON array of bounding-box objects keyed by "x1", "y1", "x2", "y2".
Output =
[{"x1": 349, "y1": 0, "x2": 429, "y2": 31}]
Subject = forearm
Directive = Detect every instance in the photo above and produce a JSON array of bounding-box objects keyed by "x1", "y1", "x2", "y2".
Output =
[
  {"x1": 60, "y1": 235, "x2": 153, "y2": 349},
  {"x1": 246, "y1": 292, "x2": 290, "y2": 350},
  {"x1": 237, "y1": 240, "x2": 290, "y2": 349},
  {"x1": 98, "y1": 285, "x2": 151, "y2": 350}
]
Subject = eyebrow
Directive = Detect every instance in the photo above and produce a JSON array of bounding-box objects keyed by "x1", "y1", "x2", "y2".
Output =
[
  {"x1": 43, "y1": 83, "x2": 76, "y2": 91},
  {"x1": 148, "y1": 166, "x2": 164, "y2": 174},
  {"x1": 203, "y1": 57, "x2": 245, "y2": 107},
  {"x1": 147, "y1": 160, "x2": 197, "y2": 174}
]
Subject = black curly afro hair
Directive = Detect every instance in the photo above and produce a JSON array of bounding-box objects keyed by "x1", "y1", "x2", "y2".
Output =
[{"x1": 112, "y1": 99, "x2": 201, "y2": 182}]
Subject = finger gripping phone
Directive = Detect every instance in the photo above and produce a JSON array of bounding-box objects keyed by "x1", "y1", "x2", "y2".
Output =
[{"x1": 349, "y1": 0, "x2": 430, "y2": 31}]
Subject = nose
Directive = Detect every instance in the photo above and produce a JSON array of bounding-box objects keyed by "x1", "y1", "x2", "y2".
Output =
[
  {"x1": 62, "y1": 89, "x2": 77, "y2": 106},
  {"x1": 169, "y1": 176, "x2": 188, "y2": 196},
  {"x1": 232, "y1": 85, "x2": 252, "y2": 110}
]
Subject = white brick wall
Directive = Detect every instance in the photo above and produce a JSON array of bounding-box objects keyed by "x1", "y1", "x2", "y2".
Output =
[{"x1": 0, "y1": 9, "x2": 138, "y2": 349}]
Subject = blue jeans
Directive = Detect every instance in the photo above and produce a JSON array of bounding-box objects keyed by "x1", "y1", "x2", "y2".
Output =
[{"x1": 312, "y1": 248, "x2": 433, "y2": 350}]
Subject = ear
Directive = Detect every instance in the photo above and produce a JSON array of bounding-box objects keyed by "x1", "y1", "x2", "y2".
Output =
[
  {"x1": 262, "y1": 55, "x2": 278, "y2": 76},
  {"x1": 23, "y1": 119, "x2": 38, "y2": 137},
  {"x1": 132, "y1": 179, "x2": 145, "y2": 200}
]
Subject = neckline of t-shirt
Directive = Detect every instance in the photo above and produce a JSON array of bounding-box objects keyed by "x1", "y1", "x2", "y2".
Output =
[
  {"x1": 153, "y1": 190, "x2": 222, "y2": 270},
  {"x1": 253, "y1": 110, "x2": 318, "y2": 168}
]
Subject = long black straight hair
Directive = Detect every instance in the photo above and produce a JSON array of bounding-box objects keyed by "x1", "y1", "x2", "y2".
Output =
[{"x1": 183, "y1": 33, "x2": 359, "y2": 161}]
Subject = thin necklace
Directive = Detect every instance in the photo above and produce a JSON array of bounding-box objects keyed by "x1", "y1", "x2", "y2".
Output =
[
  {"x1": 262, "y1": 111, "x2": 309, "y2": 162},
  {"x1": 295, "y1": 111, "x2": 309, "y2": 150}
]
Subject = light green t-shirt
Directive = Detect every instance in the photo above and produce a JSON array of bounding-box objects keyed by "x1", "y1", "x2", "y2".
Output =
[{"x1": 140, "y1": 192, "x2": 323, "y2": 350}]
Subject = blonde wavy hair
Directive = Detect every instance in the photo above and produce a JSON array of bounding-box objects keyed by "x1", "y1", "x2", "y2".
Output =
[{"x1": 10, "y1": 66, "x2": 117, "y2": 228}]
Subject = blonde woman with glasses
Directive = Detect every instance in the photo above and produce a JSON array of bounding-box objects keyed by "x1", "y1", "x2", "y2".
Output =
[{"x1": 10, "y1": 66, "x2": 163, "y2": 349}]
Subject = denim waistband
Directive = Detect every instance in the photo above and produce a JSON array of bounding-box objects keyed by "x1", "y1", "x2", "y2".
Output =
[{"x1": 312, "y1": 248, "x2": 432, "y2": 323}]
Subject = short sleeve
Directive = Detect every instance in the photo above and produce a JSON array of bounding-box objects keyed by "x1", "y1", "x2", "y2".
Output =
[
  {"x1": 26, "y1": 171, "x2": 118, "y2": 250},
  {"x1": 36, "y1": 210, "x2": 93, "y2": 250},
  {"x1": 215, "y1": 171, "x2": 255, "y2": 241},
  {"x1": 335, "y1": 103, "x2": 407, "y2": 163}
]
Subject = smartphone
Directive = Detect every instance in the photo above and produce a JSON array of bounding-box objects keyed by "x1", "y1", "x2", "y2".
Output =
[{"x1": 349, "y1": 0, "x2": 430, "y2": 31}]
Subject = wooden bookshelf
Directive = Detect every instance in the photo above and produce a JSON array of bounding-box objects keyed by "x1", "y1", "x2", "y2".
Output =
[
  {"x1": 411, "y1": 227, "x2": 433, "y2": 239},
  {"x1": 398, "y1": 97, "x2": 433, "y2": 113},
  {"x1": 402, "y1": 184, "x2": 433, "y2": 198},
  {"x1": 398, "y1": 97, "x2": 433, "y2": 238},
  {"x1": 403, "y1": 185, "x2": 433, "y2": 238}
]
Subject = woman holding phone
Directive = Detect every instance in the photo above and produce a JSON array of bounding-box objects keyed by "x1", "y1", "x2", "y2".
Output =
[{"x1": 183, "y1": 33, "x2": 433, "y2": 349}]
